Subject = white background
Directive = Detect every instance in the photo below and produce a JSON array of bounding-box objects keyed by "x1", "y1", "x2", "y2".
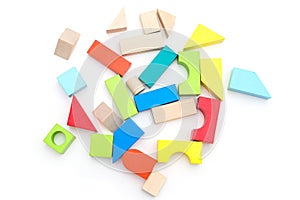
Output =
[{"x1": 1, "y1": 0, "x2": 300, "y2": 199}]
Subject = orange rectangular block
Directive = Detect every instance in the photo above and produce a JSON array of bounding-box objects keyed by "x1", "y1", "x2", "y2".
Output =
[{"x1": 87, "y1": 40, "x2": 131, "y2": 76}]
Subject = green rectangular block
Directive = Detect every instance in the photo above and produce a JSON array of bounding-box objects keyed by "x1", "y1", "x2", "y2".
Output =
[
  {"x1": 105, "y1": 75, "x2": 138, "y2": 119},
  {"x1": 90, "y1": 134, "x2": 113, "y2": 158}
]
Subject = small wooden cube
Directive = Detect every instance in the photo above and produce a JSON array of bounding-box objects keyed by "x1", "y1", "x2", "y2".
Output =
[
  {"x1": 142, "y1": 172, "x2": 166, "y2": 196},
  {"x1": 126, "y1": 76, "x2": 145, "y2": 95},
  {"x1": 54, "y1": 28, "x2": 80, "y2": 60}
]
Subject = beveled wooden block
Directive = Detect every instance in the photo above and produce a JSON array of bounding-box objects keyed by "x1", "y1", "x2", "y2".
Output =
[
  {"x1": 106, "y1": 8, "x2": 127, "y2": 33},
  {"x1": 157, "y1": 9, "x2": 176, "y2": 37},
  {"x1": 151, "y1": 98, "x2": 197, "y2": 123},
  {"x1": 126, "y1": 76, "x2": 145, "y2": 95},
  {"x1": 119, "y1": 32, "x2": 164, "y2": 55},
  {"x1": 142, "y1": 172, "x2": 166, "y2": 196},
  {"x1": 54, "y1": 28, "x2": 80, "y2": 60},
  {"x1": 140, "y1": 10, "x2": 160, "y2": 34},
  {"x1": 93, "y1": 102, "x2": 123, "y2": 132}
]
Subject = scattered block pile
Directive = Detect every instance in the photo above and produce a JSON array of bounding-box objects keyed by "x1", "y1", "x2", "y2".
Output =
[{"x1": 47, "y1": 8, "x2": 271, "y2": 197}]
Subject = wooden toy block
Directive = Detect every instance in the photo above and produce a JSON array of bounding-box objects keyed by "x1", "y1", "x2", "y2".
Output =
[
  {"x1": 151, "y1": 98, "x2": 197, "y2": 124},
  {"x1": 112, "y1": 119, "x2": 144, "y2": 163},
  {"x1": 105, "y1": 75, "x2": 138, "y2": 120},
  {"x1": 184, "y1": 24, "x2": 225, "y2": 50},
  {"x1": 106, "y1": 8, "x2": 127, "y2": 33},
  {"x1": 139, "y1": 45, "x2": 177, "y2": 88},
  {"x1": 126, "y1": 76, "x2": 145, "y2": 95},
  {"x1": 134, "y1": 84, "x2": 179, "y2": 112},
  {"x1": 87, "y1": 40, "x2": 131, "y2": 76},
  {"x1": 142, "y1": 171, "x2": 167, "y2": 197},
  {"x1": 178, "y1": 51, "x2": 201, "y2": 95},
  {"x1": 228, "y1": 68, "x2": 271, "y2": 99},
  {"x1": 200, "y1": 58, "x2": 224, "y2": 100},
  {"x1": 139, "y1": 10, "x2": 160, "y2": 34},
  {"x1": 89, "y1": 134, "x2": 113, "y2": 158},
  {"x1": 191, "y1": 96, "x2": 221, "y2": 144},
  {"x1": 119, "y1": 32, "x2": 164, "y2": 55},
  {"x1": 67, "y1": 96, "x2": 97, "y2": 132},
  {"x1": 93, "y1": 102, "x2": 123, "y2": 132},
  {"x1": 57, "y1": 67, "x2": 87, "y2": 97},
  {"x1": 43, "y1": 123, "x2": 75, "y2": 154},
  {"x1": 157, "y1": 140, "x2": 202, "y2": 164},
  {"x1": 122, "y1": 149, "x2": 157, "y2": 180},
  {"x1": 157, "y1": 9, "x2": 176, "y2": 37},
  {"x1": 54, "y1": 28, "x2": 80, "y2": 60}
]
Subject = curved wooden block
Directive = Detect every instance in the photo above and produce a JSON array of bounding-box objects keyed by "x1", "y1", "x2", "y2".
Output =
[
  {"x1": 157, "y1": 140, "x2": 202, "y2": 164},
  {"x1": 178, "y1": 51, "x2": 200, "y2": 95},
  {"x1": 191, "y1": 96, "x2": 221, "y2": 144},
  {"x1": 122, "y1": 149, "x2": 157, "y2": 180}
]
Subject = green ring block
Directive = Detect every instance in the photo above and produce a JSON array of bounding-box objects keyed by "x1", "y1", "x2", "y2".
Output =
[
  {"x1": 105, "y1": 75, "x2": 138, "y2": 120},
  {"x1": 178, "y1": 51, "x2": 201, "y2": 95},
  {"x1": 43, "y1": 123, "x2": 76, "y2": 154},
  {"x1": 89, "y1": 134, "x2": 113, "y2": 158}
]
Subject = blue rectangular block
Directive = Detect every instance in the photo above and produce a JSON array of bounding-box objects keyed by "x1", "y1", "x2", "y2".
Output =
[
  {"x1": 134, "y1": 84, "x2": 179, "y2": 112},
  {"x1": 139, "y1": 46, "x2": 177, "y2": 88}
]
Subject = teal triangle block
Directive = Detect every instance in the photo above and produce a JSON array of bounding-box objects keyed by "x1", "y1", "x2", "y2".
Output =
[{"x1": 228, "y1": 68, "x2": 271, "y2": 99}]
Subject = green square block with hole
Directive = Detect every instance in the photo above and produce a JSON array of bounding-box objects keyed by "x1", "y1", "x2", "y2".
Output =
[
  {"x1": 43, "y1": 123, "x2": 76, "y2": 154},
  {"x1": 90, "y1": 134, "x2": 113, "y2": 158}
]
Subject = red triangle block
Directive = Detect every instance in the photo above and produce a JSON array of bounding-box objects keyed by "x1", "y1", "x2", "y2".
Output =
[{"x1": 67, "y1": 96, "x2": 97, "y2": 132}]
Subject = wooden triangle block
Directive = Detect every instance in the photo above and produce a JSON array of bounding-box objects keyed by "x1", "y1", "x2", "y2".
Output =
[
  {"x1": 67, "y1": 96, "x2": 97, "y2": 132},
  {"x1": 184, "y1": 24, "x2": 225, "y2": 50},
  {"x1": 157, "y1": 9, "x2": 176, "y2": 37},
  {"x1": 106, "y1": 8, "x2": 127, "y2": 34}
]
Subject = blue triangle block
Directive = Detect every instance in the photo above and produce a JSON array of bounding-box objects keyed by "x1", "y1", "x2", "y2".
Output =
[
  {"x1": 112, "y1": 119, "x2": 144, "y2": 163},
  {"x1": 228, "y1": 68, "x2": 271, "y2": 99}
]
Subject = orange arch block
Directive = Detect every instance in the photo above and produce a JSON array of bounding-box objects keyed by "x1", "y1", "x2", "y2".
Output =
[{"x1": 122, "y1": 149, "x2": 157, "y2": 180}]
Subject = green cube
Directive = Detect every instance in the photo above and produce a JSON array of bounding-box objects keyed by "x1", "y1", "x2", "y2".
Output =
[
  {"x1": 90, "y1": 134, "x2": 113, "y2": 158},
  {"x1": 43, "y1": 123, "x2": 76, "y2": 154}
]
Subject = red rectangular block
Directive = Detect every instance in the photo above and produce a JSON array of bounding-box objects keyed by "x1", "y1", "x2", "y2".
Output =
[{"x1": 87, "y1": 40, "x2": 131, "y2": 76}]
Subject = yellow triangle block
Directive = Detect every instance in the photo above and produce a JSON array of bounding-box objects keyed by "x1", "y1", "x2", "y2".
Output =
[
  {"x1": 157, "y1": 9, "x2": 176, "y2": 37},
  {"x1": 200, "y1": 58, "x2": 224, "y2": 100},
  {"x1": 106, "y1": 8, "x2": 127, "y2": 34},
  {"x1": 184, "y1": 24, "x2": 224, "y2": 50}
]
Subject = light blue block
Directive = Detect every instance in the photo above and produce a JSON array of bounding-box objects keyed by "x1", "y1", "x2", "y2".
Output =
[
  {"x1": 228, "y1": 68, "x2": 271, "y2": 99},
  {"x1": 112, "y1": 119, "x2": 144, "y2": 163},
  {"x1": 139, "y1": 45, "x2": 177, "y2": 88},
  {"x1": 57, "y1": 67, "x2": 87, "y2": 97},
  {"x1": 134, "y1": 84, "x2": 179, "y2": 112}
]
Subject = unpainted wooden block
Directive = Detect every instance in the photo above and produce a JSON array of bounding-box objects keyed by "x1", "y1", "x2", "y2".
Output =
[
  {"x1": 151, "y1": 98, "x2": 197, "y2": 123},
  {"x1": 106, "y1": 8, "x2": 127, "y2": 33},
  {"x1": 89, "y1": 134, "x2": 113, "y2": 158},
  {"x1": 191, "y1": 96, "x2": 221, "y2": 144},
  {"x1": 184, "y1": 24, "x2": 224, "y2": 50},
  {"x1": 54, "y1": 28, "x2": 80, "y2": 60},
  {"x1": 140, "y1": 10, "x2": 160, "y2": 34},
  {"x1": 105, "y1": 75, "x2": 138, "y2": 120},
  {"x1": 201, "y1": 58, "x2": 224, "y2": 100},
  {"x1": 119, "y1": 32, "x2": 164, "y2": 55},
  {"x1": 126, "y1": 76, "x2": 145, "y2": 95},
  {"x1": 87, "y1": 40, "x2": 131, "y2": 76},
  {"x1": 157, "y1": 140, "x2": 202, "y2": 164},
  {"x1": 157, "y1": 9, "x2": 176, "y2": 37},
  {"x1": 178, "y1": 51, "x2": 201, "y2": 95},
  {"x1": 43, "y1": 123, "x2": 75, "y2": 154},
  {"x1": 93, "y1": 102, "x2": 123, "y2": 132},
  {"x1": 142, "y1": 172, "x2": 167, "y2": 197}
]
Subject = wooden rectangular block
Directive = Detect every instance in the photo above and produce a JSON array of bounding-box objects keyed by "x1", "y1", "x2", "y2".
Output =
[
  {"x1": 105, "y1": 75, "x2": 138, "y2": 120},
  {"x1": 151, "y1": 98, "x2": 197, "y2": 124},
  {"x1": 93, "y1": 102, "x2": 123, "y2": 132},
  {"x1": 54, "y1": 28, "x2": 80, "y2": 60},
  {"x1": 87, "y1": 40, "x2": 131, "y2": 76},
  {"x1": 142, "y1": 172, "x2": 166, "y2": 197},
  {"x1": 134, "y1": 84, "x2": 179, "y2": 112},
  {"x1": 139, "y1": 45, "x2": 177, "y2": 88},
  {"x1": 126, "y1": 76, "x2": 145, "y2": 95},
  {"x1": 140, "y1": 10, "x2": 160, "y2": 34},
  {"x1": 119, "y1": 32, "x2": 164, "y2": 55}
]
